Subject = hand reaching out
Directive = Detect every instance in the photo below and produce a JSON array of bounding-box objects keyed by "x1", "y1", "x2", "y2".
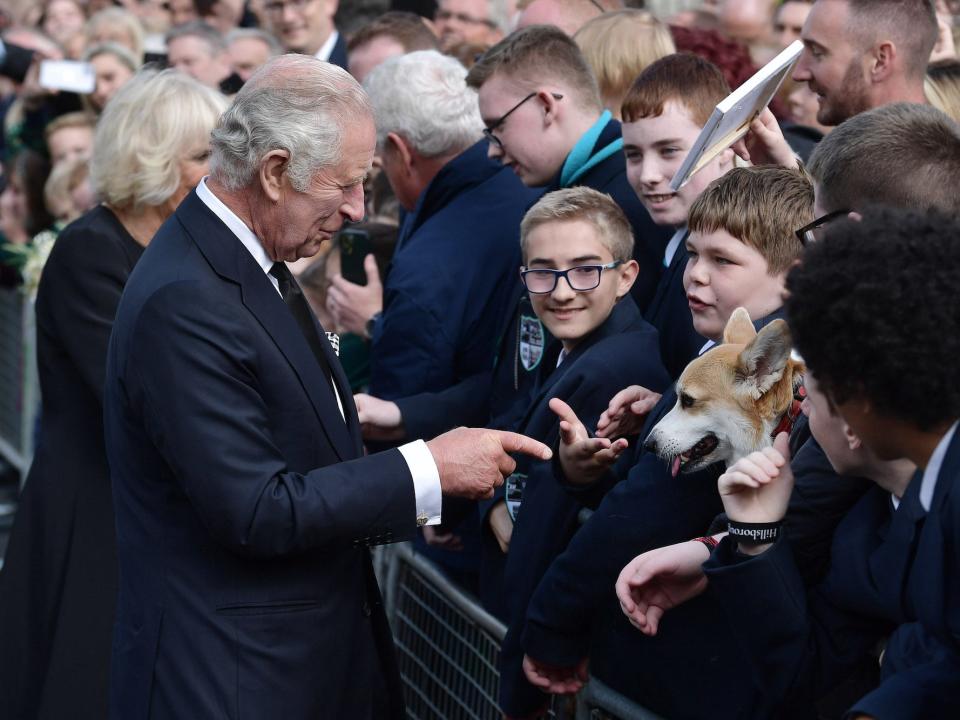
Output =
[
  {"x1": 426, "y1": 428, "x2": 552, "y2": 500},
  {"x1": 550, "y1": 398, "x2": 628, "y2": 486},
  {"x1": 595, "y1": 385, "x2": 662, "y2": 439},
  {"x1": 616, "y1": 540, "x2": 712, "y2": 636}
]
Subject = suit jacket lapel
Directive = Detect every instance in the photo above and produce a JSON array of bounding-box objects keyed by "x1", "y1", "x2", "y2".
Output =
[{"x1": 178, "y1": 191, "x2": 357, "y2": 460}]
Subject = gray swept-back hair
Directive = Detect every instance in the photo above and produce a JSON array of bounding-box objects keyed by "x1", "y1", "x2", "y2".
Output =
[
  {"x1": 210, "y1": 55, "x2": 372, "y2": 192},
  {"x1": 363, "y1": 50, "x2": 482, "y2": 158}
]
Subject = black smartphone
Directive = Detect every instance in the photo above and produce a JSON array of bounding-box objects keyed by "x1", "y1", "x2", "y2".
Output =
[{"x1": 338, "y1": 228, "x2": 372, "y2": 286}]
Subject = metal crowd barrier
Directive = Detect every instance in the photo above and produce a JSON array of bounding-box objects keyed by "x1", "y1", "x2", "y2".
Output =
[
  {"x1": 374, "y1": 543, "x2": 667, "y2": 720},
  {"x1": 0, "y1": 288, "x2": 37, "y2": 483}
]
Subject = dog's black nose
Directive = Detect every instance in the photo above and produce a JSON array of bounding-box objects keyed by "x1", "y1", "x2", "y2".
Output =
[{"x1": 643, "y1": 436, "x2": 657, "y2": 454}]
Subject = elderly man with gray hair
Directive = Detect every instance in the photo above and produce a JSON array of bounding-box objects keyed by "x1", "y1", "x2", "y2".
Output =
[
  {"x1": 328, "y1": 50, "x2": 540, "y2": 412},
  {"x1": 103, "y1": 55, "x2": 552, "y2": 719}
]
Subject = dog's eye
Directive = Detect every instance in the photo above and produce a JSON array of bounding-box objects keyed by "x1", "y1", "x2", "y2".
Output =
[{"x1": 680, "y1": 392, "x2": 695, "y2": 409}]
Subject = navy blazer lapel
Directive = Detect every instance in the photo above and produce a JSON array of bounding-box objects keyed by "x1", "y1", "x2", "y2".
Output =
[{"x1": 176, "y1": 191, "x2": 357, "y2": 460}]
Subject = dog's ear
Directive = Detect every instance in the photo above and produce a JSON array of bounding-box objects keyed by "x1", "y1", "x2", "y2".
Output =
[
  {"x1": 735, "y1": 319, "x2": 792, "y2": 399},
  {"x1": 723, "y1": 307, "x2": 757, "y2": 345}
]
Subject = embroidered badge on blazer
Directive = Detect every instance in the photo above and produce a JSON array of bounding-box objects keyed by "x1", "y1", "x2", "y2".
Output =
[
  {"x1": 519, "y1": 315, "x2": 544, "y2": 371},
  {"x1": 505, "y1": 472, "x2": 528, "y2": 521}
]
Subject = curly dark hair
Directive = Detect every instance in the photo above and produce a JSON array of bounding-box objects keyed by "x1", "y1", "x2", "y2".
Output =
[{"x1": 785, "y1": 207, "x2": 960, "y2": 430}]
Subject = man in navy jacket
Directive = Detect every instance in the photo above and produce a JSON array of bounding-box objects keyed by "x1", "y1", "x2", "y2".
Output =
[
  {"x1": 102, "y1": 57, "x2": 551, "y2": 720},
  {"x1": 328, "y1": 50, "x2": 540, "y2": 402}
]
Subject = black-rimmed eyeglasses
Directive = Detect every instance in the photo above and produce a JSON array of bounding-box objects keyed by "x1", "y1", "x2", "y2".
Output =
[
  {"x1": 520, "y1": 261, "x2": 621, "y2": 294},
  {"x1": 483, "y1": 92, "x2": 564, "y2": 150},
  {"x1": 795, "y1": 209, "x2": 851, "y2": 244}
]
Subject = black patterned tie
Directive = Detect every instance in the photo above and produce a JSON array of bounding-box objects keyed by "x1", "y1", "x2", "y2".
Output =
[{"x1": 269, "y1": 262, "x2": 334, "y2": 385}]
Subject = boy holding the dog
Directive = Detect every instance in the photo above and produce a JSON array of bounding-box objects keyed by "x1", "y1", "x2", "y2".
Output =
[
  {"x1": 482, "y1": 186, "x2": 671, "y2": 699},
  {"x1": 501, "y1": 149, "x2": 813, "y2": 718},
  {"x1": 701, "y1": 208, "x2": 960, "y2": 718}
]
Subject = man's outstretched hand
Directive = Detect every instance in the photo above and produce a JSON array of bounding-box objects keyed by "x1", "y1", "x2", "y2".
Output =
[
  {"x1": 427, "y1": 428, "x2": 552, "y2": 500},
  {"x1": 522, "y1": 654, "x2": 589, "y2": 695},
  {"x1": 550, "y1": 398, "x2": 628, "y2": 486}
]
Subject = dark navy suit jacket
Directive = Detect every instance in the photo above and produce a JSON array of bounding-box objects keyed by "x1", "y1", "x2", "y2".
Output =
[
  {"x1": 104, "y1": 191, "x2": 416, "y2": 719},
  {"x1": 327, "y1": 31, "x2": 348, "y2": 70},
  {"x1": 490, "y1": 298, "x2": 670, "y2": 714},
  {"x1": 705, "y1": 427, "x2": 960, "y2": 719},
  {"x1": 368, "y1": 140, "x2": 540, "y2": 401}
]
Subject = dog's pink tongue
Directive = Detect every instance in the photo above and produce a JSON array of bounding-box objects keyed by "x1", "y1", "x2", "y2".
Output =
[{"x1": 671, "y1": 456, "x2": 681, "y2": 478}]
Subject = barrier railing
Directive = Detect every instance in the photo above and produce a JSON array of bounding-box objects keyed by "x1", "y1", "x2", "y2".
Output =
[
  {"x1": 375, "y1": 543, "x2": 667, "y2": 720},
  {"x1": 0, "y1": 288, "x2": 37, "y2": 483}
]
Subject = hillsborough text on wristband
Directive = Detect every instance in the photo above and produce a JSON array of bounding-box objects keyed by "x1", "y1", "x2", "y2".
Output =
[{"x1": 727, "y1": 520, "x2": 782, "y2": 545}]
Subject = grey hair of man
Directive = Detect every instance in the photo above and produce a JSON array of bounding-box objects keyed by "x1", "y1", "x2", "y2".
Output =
[
  {"x1": 225, "y1": 27, "x2": 284, "y2": 56},
  {"x1": 363, "y1": 50, "x2": 482, "y2": 159},
  {"x1": 210, "y1": 55, "x2": 372, "y2": 193},
  {"x1": 165, "y1": 20, "x2": 227, "y2": 54}
]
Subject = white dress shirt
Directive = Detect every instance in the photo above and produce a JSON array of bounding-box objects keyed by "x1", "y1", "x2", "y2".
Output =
[
  {"x1": 195, "y1": 179, "x2": 442, "y2": 525},
  {"x1": 919, "y1": 420, "x2": 958, "y2": 512},
  {"x1": 314, "y1": 30, "x2": 339, "y2": 63}
]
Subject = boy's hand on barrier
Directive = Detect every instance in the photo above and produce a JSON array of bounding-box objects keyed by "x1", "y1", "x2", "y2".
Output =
[
  {"x1": 718, "y1": 432, "x2": 794, "y2": 526},
  {"x1": 550, "y1": 398, "x2": 628, "y2": 486},
  {"x1": 522, "y1": 654, "x2": 588, "y2": 695},
  {"x1": 427, "y1": 428, "x2": 552, "y2": 500},
  {"x1": 616, "y1": 540, "x2": 711, "y2": 636},
  {"x1": 489, "y1": 500, "x2": 514, "y2": 554},
  {"x1": 595, "y1": 385, "x2": 662, "y2": 439}
]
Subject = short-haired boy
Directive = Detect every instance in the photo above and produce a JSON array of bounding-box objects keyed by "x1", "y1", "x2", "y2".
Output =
[
  {"x1": 480, "y1": 186, "x2": 670, "y2": 635},
  {"x1": 705, "y1": 207, "x2": 960, "y2": 718},
  {"x1": 620, "y1": 52, "x2": 734, "y2": 377},
  {"x1": 502, "y1": 166, "x2": 812, "y2": 717}
]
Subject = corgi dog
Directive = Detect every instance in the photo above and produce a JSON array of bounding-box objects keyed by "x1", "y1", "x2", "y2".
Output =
[{"x1": 645, "y1": 308, "x2": 805, "y2": 477}]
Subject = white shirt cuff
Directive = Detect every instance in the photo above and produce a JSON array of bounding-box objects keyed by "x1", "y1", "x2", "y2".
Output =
[{"x1": 398, "y1": 439, "x2": 442, "y2": 526}]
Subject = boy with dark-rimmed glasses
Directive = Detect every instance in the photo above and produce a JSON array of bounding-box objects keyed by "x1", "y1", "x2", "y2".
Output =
[{"x1": 476, "y1": 185, "x2": 670, "y2": 708}]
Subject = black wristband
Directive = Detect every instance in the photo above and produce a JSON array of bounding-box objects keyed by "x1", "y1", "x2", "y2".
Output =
[{"x1": 727, "y1": 520, "x2": 781, "y2": 546}]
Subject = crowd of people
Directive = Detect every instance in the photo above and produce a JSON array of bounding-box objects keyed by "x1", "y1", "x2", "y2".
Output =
[{"x1": 0, "y1": 0, "x2": 958, "y2": 719}]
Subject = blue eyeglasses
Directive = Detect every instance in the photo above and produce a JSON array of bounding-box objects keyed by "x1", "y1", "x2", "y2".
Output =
[{"x1": 520, "y1": 261, "x2": 622, "y2": 294}]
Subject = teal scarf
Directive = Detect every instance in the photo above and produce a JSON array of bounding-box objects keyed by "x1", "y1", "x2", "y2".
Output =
[{"x1": 559, "y1": 110, "x2": 623, "y2": 187}]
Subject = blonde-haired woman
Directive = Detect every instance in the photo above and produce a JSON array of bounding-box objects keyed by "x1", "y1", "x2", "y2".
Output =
[
  {"x1": 0, "y1": 69, "x2": 227, "y2": 720},
  {"x1": 574, "y1": 9, "x2": 675, "y2": 119}
]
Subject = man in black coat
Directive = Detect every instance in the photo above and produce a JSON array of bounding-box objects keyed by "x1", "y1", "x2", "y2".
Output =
[{"x1": 103, "y1": 56, "x2": 550, "y2": 719}]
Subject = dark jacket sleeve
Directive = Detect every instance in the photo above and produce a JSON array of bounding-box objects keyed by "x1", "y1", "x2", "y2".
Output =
[
  {"x1": 394, "y1": 371, "x2": 493, "y2": 441},
  {"x1": 124, "y1": 282, "x2": 418, "y2": 557},
  {"x1": 704, "y1": 536, "x2": 892, "y2": 711},
  {"x1": 520, "y1": 452, "x2": 723, "y2": 666}
]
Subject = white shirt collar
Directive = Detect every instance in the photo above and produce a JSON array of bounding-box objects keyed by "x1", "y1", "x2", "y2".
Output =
[
  {"x1": 919, "y1": 420, "x2": 959, "y2": 511},
  {"x1": 196, "y1": 177, "x2": 278, "y2": 286},
  {"x1": 664, "y1": 227, "x2": 686, "y2": 268},
  {"x1": 314, "y1": 29, "x2": 339, "y2": 63}
]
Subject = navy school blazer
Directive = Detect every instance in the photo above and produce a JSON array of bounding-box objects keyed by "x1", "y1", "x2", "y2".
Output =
[
  {"x1": 491, "y1": 298, "x2": 670, "y2": 714},
  {"x1": 104, "y1": 190, "x2": 418, "y2": 720},
  {"x1": 508, "y1": 311, "x2": 786, "y2": 716},
  {"x1": 704, "y1": 427, "x2": 960, "y2": 719}
]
